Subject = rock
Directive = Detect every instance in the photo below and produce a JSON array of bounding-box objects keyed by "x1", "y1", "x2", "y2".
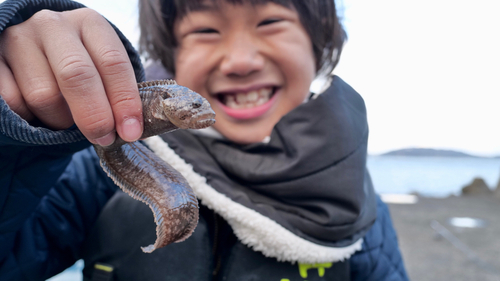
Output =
[
  {"x1": 495, "y1": 173, "x2": 500, "y2": 199},
  {"x1": 461, "y1": 177, "x2": 492, "y2": 196}
]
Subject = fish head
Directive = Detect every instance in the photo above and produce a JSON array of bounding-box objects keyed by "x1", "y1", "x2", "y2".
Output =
[{"x1": 160, "y1": 85, "x2": 216, "y2": 129}]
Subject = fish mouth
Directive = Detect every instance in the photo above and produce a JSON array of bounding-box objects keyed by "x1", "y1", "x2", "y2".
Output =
[{"x1": 189, "y1": 110, "x2": 216, "y2": 129}]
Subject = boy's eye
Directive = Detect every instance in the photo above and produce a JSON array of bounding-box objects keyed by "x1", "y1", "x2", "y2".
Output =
[
  {"x1": 258, "y1": 18, "x2": 282, "y2": 26},
  {"x1": 193, "y1": 28, "x2": 218, "y2": 34}
]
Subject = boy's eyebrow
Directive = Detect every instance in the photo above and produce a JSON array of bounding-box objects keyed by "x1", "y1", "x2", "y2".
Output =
[{"x1": 187, "y1": 2, "x2": 218, "y2": 12}]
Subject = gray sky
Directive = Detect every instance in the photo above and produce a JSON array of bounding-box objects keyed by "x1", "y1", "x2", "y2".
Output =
[{"x1": 335, "y1": 0, "x2": 500, "y2": 157}]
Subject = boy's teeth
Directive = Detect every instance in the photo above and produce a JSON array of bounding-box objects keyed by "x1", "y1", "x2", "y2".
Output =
[
  {"x1": 236, "y1": 92, "x2": 247, "y2": 103},
  {"x1": 247, "y1": 91, "x2": 258, "y2": 102},
  {"x1": 227, "y1": 98, "x2": 238, "y2": 108},
  {"x1": 223, "y1": 87, "x2": 273, "y2": 109}
]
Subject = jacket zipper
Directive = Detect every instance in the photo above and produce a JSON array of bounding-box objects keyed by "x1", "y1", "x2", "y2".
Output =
[{"x1": 212, "y1": 211, "x2": 222, "y2": 279}]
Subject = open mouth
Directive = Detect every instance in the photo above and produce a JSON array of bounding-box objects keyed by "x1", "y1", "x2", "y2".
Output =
[{"x1": 216, "y1": 87, "x2": 276, "y2": 109}]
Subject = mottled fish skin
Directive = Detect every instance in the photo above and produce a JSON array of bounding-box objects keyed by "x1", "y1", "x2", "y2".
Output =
[{"x1": 93, "y1": 80, "x2": 215, "y2": 253}]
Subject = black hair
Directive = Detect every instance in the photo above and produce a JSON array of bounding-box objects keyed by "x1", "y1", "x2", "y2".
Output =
[{"x1": 139, "y1": 0, "x2": 346, "y2": 76}]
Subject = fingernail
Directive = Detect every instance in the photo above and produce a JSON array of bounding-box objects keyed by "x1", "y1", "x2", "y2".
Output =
[
  {"x1": 94, "y1": 131, "x2": 116, "y2": 147},
  {"x1": 121, "y1": 117, "x2": 142, "y2": 142}
]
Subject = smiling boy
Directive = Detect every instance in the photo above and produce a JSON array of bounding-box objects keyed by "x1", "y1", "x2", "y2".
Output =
[
  {"x1": 0, "y1": 0, "x2": 408, "y2": 280},
  {"x1": 173, "y1": 2, "x2": 316, "y2": 143}
]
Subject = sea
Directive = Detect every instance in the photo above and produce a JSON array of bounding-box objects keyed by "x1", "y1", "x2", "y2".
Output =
[
  {"x1": 367, "y1": 155, "x2": 500, "y2": 197},
  {"x1": 47, "y1": 155, "x2": 500, "y2": 281}
]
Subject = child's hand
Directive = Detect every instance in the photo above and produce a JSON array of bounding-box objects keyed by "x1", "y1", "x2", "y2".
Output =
[{"x1": 0, "y1": 8, "x2": 143, "y2": 146}]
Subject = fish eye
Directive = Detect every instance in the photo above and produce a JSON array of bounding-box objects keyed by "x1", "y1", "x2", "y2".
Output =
[{"x1": 160, "y1": 91, "x2": 171, "y2": 99}]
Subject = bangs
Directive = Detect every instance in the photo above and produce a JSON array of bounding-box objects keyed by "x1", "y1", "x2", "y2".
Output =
[{"x1": 173, "y1": 0, "x2": 294, "y2": 19}]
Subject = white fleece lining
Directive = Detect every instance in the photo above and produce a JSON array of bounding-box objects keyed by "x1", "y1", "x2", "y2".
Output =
[{"x1": 144, "y1": 136, "x2": 363, "y2": 263}]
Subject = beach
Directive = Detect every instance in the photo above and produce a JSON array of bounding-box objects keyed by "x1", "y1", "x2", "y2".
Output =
[{"x1": 387, "y1": 195, "x2": 500, "y2": 280}]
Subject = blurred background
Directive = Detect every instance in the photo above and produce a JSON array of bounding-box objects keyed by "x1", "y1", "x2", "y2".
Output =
[
  {"x1": 69, "y1": 0, "x2": 500, "y2": 157},
  {"x1": 15, "y1": 0, "x2": 496, "y2": 280}
]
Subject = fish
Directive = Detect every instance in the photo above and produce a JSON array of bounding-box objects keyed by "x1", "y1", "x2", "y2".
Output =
[{"x1": 93, "y1": 80, "x2": 215, "y2": 253}]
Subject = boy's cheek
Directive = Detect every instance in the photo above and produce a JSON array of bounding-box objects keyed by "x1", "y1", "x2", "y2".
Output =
[
  {"x1": 174, "y1": 57, "x2": 200, "y2": 88},
  {"x1": 174, "y1": 48, "x2": 213, "y2": 89}
]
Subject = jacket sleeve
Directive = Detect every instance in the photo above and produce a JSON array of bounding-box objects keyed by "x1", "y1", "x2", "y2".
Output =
[
  {"x1": 0, "y1": 0, "x2": 145, "y2": 279},
  {"x1": 0, "y1": 148, "x2": 120, "y2": 280},
  {"x1": 350, "y1": 196, "x2": 409, "y2": 281}
]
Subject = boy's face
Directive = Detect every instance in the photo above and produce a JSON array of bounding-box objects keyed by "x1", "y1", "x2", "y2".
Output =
[{"x1": 174, "y1": 1, "x2": 315, "y2": 144}]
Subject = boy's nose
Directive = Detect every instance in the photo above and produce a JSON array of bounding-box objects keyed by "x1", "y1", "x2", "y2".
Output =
[{"x1": 219, "y1": 35, "x2": 265, "y2": 77}]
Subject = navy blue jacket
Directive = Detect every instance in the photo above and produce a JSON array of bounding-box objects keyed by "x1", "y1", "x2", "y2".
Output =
[{"x1": 0, "y1": 0, "x2": 408, "y2": 280}]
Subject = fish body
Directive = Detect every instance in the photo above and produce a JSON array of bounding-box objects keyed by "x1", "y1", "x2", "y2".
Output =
[{"x1": 93, "y1": 80, "x2": 215, "y2": 253}]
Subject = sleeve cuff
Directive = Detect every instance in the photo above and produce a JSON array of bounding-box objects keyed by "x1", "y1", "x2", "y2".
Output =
[{"x1": 0, "y1": 95, "x2": 87, "y2": 146}]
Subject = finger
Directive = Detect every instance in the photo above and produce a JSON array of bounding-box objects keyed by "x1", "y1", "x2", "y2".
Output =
[
  {"x1": 33, "y1": 10, "x2": 116, "y2": 145},
  {"x1": 80, "y1": 10, "x2": 143, "y2": 142},
  {"x1": 0, "y1": 56, "x2": 35, "y2": 122},
  {"x1": 1, "y1": 24, "x2": 73, "y2": 129}
]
